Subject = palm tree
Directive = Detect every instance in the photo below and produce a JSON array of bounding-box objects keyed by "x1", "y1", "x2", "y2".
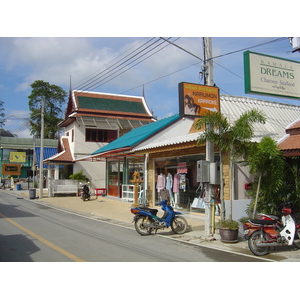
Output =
[{"x1": 195, "y1": 109, "x2": 266, "y2": 221}]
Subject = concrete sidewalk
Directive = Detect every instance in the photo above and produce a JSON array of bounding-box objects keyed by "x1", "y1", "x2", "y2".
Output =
[{"x1": 11, "y1": 189, "x2": 300, "y2": 261}]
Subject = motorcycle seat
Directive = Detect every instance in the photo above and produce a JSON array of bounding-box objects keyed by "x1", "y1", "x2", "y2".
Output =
[
  {"x1": 138, "y1": 207, "x2": 158, "y2": 216},
  {"x1": 250, "y1": 219, "x2": 277, "y2": 225}
]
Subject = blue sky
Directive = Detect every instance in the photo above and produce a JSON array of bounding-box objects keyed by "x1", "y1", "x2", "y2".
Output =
[{"x1": 1, "y1": 3, "x2": 299, "y2": 138}]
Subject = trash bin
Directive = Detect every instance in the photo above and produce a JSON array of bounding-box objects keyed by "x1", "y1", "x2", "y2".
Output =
[
  {"x1": 29, "y1": 188, "x2": 36, "y2": 199},
  {"x1": 16, "y1": 183, "x2": 21, "y2": 191}
]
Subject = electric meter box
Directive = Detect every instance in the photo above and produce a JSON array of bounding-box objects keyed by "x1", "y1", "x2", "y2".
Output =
[
  {"x1": 197, "y1": 160, "x2": 210, "y2": 182},
  {"x1": 210, "y1": 162, "x2": 220, "y2": 184}
]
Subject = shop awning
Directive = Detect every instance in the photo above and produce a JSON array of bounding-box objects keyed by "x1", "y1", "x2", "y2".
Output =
[
  {"x1": 77, "y1": 114, "x2": 180, "y2": 161},
  {"x1": 34, "y1": 147, "x2": 58, "y2": 168}
]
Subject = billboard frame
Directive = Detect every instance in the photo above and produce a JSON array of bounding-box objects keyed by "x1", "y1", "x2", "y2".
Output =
[
  {"x1": 178, "y1": 82, "x2": 220, "y2": 117},
  {"x1": 244, "y1": 50, "x2": 300, "y2": 100}
]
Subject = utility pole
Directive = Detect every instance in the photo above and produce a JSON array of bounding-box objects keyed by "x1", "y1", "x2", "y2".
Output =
[
  {"x1": 39, "y1": 99, "x2": 44, "y2": 199},
  {"x1": 203, "y1": 37, "x2": 215, "y2": 237}
]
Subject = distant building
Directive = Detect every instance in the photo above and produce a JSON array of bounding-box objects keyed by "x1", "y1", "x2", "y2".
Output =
[{"x1": 0, "y1": 136, "x2": 57, "y2": 180}]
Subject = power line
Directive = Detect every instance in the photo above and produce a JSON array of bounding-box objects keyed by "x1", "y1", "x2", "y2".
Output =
[
  {"x1": 87, "y1": 38, "x2": 181, "y2": 91},
  {"x1": 73, "y1": 37, "x2": 151, "y2": 89},
  {"x1": 74, "y1": 37, "x2": 159, "y2": 90},
  {"x1": 210, "y1": 37, "x2": 288, "y2": 60},
  {"x1": 75, "y1": 37, "x2": 180, "y2": 92}
]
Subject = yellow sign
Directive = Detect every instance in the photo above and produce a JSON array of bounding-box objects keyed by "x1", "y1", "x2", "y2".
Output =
[
  {"x1": 179, "y1": 82, "x2": 220, "y2": 117},
  {"x1": 2, "y1": 164, "x2": 21, "y2": 176},
  {"x1": 9, "y1": 152, "x2": 26, "y2": 163}
]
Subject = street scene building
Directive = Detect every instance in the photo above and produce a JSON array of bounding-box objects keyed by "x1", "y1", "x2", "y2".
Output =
[{"x1": 44, "y1": 89, "x2": 154, "y2": 190}]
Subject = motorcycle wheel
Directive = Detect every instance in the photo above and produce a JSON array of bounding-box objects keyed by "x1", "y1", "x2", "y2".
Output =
[
  {"x1": 134, "y1": 216, "x2": 153, "y2": 236},
  {"x1": 293, "y1": 228, "x2": 300, "y2": 249},
  {"x1": 171, "y1": 216, "x2": 188, "y2": 234},
  {"x1": 248, "y1": 231, "x2": 270, "y2": 256}
]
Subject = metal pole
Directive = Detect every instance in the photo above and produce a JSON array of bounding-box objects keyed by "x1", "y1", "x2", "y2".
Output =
[
  {"x1": 203, "y1": 37, "x2": 215, "y2": 237},
  {"x1": 39, "y1": 99, "x2": 44, "y2": 199}
]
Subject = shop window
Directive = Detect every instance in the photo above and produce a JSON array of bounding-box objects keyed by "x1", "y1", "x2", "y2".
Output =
[{"x1": 85, "y1": 129, "x2": 117, "y2": 142}]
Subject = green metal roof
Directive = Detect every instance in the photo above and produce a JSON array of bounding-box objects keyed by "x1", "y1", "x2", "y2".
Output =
[
  {"x1": 92, "y1": 114, "x2": 180, "y2": 155},
  {"x1": 0, "y1": 137, "x2": 58, "y2": 150},
  {"x1": 77, "y1": 96, "x2": 147, "y2": 114}
]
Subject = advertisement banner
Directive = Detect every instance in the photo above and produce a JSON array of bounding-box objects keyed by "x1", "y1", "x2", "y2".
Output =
[
  {"x1": 2, "y1": 164, "x2": 21, "y2": 176},
  {"x1": 9, "y1": 152, "x2": 26, "y2": 163},
  {"x1": 244, "y1": 51, "x2": 300, "y2": 99},
  {"x1": 179, "y1": 82, "x2": 220, "y2": 117}
]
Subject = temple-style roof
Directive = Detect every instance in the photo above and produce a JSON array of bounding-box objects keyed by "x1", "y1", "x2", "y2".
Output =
[{"x1": 59, "y1": 90, "x2": 154, "y2": 127}]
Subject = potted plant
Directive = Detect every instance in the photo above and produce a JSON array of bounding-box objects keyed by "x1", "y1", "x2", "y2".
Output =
[{"x1": 217, "y1": 219, "x2": 239, "y2": 243}]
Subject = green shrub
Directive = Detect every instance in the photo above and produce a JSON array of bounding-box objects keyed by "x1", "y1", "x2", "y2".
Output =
[
  {"x1": 69, "y1": 170, "x2": 89, "y2": 182},
  {"x1": 217, "y1": 219, "x2": 239, "y2": 230}
]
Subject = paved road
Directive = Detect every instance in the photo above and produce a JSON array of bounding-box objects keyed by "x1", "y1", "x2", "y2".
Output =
[{"x1": 0, "y1": 191, "x2": 264, "y2": 262}]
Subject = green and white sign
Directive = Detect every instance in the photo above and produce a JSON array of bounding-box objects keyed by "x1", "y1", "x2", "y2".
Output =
[{"x1": 244, "y1": 51, "x2": 300, "y2": 99}]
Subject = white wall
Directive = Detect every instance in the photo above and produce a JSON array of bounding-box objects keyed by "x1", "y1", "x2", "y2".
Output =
[
  {"x1": 224, "y1": 199, "x2": 252, "y2": 221},
  {"x1": 74, "y1": 160, "x2": 106, "y2": 189}
]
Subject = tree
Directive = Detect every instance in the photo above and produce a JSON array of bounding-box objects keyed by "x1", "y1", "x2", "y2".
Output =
[
  {"x1": 28, "y1": 80, "x2": 67, "y2": 139},
  {"x1": 246, "y1": 136, "x2": 285, "y2": 217},
  {"x1": 195, "y1": 109, "x2": 266, "y2": 220},
  {"x1": 0, "y1": 100, "x2": 5, "y2": 128},
  {"x1": 0, "y1": 129, "x2": 15, "y2": 137}
]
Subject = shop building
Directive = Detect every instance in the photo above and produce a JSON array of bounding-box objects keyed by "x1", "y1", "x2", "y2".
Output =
[
  {"x1": 130, "y1": 96, "x2": 300, "y2": 219},
  {"x1": 83, "y1": 95, "x2": 300, "y2": 220},
  {"x1": 79, "y1": 114, "x2": 180, "y2": 200},
  {"x1": 0, "y1": 136, "x2": 57, "y2": 187}
]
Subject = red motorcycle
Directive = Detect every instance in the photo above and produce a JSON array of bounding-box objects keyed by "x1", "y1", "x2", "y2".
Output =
[{"x1": 244, "y1": 202, "x2": 300, "y2": 256}]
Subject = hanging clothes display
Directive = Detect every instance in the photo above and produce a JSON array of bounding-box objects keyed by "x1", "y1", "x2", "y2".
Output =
[
  {"x1": 166, "y1": 173, "x2": 173, "y2": 199},
  {"x1": 157, "y1": 173, "x2": 166, "y2": 192}
]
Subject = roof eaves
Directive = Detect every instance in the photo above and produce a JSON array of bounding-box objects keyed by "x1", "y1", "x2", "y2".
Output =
[{"x1": 92, "y1": 114, "x2": 180, "y2": 155}]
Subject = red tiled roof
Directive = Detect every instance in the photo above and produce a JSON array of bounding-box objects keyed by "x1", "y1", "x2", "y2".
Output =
[
  {"x1": 278, "y1": 120, "x2": 300, "y2": 156},
  {"x1": 279, "y1": 135, "x2": 300, "y2": 151},
  {"x1": 44, "y1": 137, "x2": 74, "y2": 163}
]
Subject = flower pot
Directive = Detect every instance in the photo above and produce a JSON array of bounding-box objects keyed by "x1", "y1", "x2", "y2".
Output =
[{"x1": 219, "y1": 228, "x2": 238, "y2": 243}]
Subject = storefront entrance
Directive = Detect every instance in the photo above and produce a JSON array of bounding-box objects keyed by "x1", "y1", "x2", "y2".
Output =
[
  {"x1": 107, "y1": 157, "x2": 145, "y2": 201},
  {"x1": 154, "y1": 154, "x2": 219, "y2": 209},
  {"x1": 107, "y1": 161, "x2": 123, "y2": 197}
]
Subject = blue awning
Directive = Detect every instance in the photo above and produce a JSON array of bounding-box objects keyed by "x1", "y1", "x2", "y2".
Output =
[{"x1": 34, "y1": 147, "x2": 57, "y2": 168}]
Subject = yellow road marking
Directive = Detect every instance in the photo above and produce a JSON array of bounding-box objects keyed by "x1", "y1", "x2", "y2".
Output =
[{"x1": 0, "y1": 212, "x2": 85, "y2": 262}]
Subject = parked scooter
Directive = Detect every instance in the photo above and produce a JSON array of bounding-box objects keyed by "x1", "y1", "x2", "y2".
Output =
[
  {"x1": 79, "y1": 184, "x2": 91, "y2": 201},
  {"x1": 130, "y1": 199, "x2": 188, "y2": 236},
  {"x1": 244, "y1": 202, "x2": 300, "y2": 256}
]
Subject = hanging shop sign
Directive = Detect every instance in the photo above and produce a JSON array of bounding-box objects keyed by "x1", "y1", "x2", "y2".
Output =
[
  {"x1": 9, "y1": 152, "x2": 26, "y2": 163},
  {"x1": 177, "y1": 162, "x2": 187, "y2": 173},
  {"x1": 244, "y1": 51, "x2": 300, "y2": 99},
  {"x1": 178, "y1": 82, "x2": 220, "y2": 117},
  {"x1": 2, "y1": 164, "x2": 21, "y2": 176}
]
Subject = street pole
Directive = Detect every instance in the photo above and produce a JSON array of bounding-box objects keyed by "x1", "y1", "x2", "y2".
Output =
[
  {"x1": 203, "y1": 37, "x2": 215, "y2": 237},
  {"x1": 39, "y1": 99, "x2": 44, "y2": 199}
]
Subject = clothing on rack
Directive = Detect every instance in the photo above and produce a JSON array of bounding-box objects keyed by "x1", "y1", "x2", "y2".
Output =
[
  {"x1": 173, "y1": 173, "x2": 180, "y2": 193},
  {"x1": 157, "y1": 173, "x2": 166, "y2": 192},
  {"x1": 166, "y1": 173, "x2": 173, "y2": 199}
]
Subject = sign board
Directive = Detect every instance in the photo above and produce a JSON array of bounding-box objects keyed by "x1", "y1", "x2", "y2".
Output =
[
  {"x1": 179, "y1": 82, "x2": 220, "y2": 117},
  {"x1": 9, "y1": 152, "x2": 26, "y2": 163},
  {"x1": 244, "y1": 51, "x2": 300, "y2": 99},
  {"x1": 2, "y1": 164, "x2": 21, "y2": 176}
]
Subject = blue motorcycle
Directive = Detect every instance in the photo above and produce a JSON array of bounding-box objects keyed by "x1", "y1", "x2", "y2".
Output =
[{"x1": 130, "y1": 200, "x2": 188, "y2": 235}]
